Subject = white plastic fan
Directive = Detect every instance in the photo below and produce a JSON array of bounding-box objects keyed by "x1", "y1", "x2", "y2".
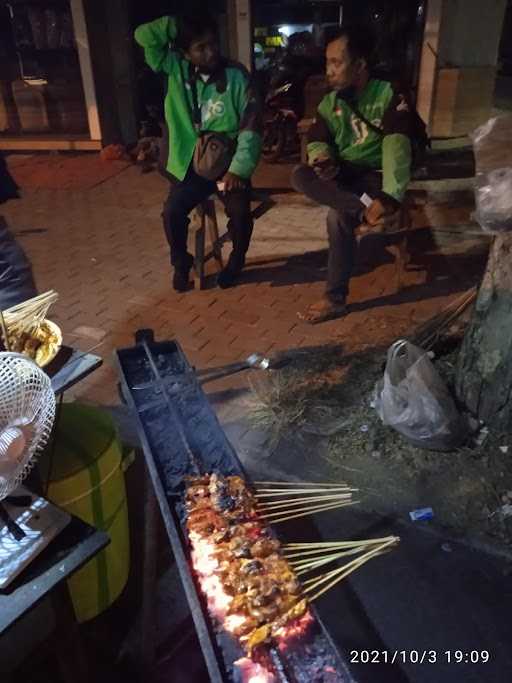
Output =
[{"x1": 0, "y1": 353, "x2": 56, "y2": 500}]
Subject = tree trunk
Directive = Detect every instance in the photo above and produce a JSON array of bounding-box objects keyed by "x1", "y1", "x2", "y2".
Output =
[{"x1": 456, "y1": 233, "x2": 512, "y2": 431}]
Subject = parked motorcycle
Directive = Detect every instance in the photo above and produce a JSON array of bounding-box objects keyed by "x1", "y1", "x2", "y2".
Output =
[
  {"x1": 261, "y1": 32, "x2": 324, "y2": 163},
  {"x1": 262, "y1": 81, "x2": 299, "y2": 163}
]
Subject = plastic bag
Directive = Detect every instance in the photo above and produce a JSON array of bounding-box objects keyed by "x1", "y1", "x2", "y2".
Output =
[
  {"x1": 373, "y1": 340, "x2": 465, "y2": 451},
  {"x1": 471, "y1": 115, "x2": 512, "y2": 233},
  {"x1": 473, "y1": 168, "x2": 512, "y2": 232}
]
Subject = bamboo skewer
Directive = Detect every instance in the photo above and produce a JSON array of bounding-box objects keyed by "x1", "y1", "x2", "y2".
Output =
[
  {"x1": 302, "y1": 538, "x2": 396, "y2": 594},
  {"x1": 3, "y1": 289, "x2": 58, "y2": 312},
  {"x1": 1, "y1": 290, "x2": 59, "y2": 343},
  {"x1": 257, "y1": 493, "x2": 353, "y2": 510},
  {"x1": 283, "y1": 538, "x2": 393, "y2": 553},
  {"x1": 286, "y1": 545, "x2": 366, "y2": 560},
  {"x1": 284, "y1": 548, "x2": 386, "y2": 563},
  {"x1": 307, "y1": 564, "x2": 362, "y2": 601},
  {"x1": 260, "y1": 499, "x2": 354, "y2": 518},
  {"x1": 285, "y1": 536, "x2": 397, "y2": 568},
  {"x1": 302, "y1": 563, "x2": 345, "y2": 589},
  {"x1": 3, "y1": 290, "x2": 58, "y2": 319},
  {"x1": 256, "y1": 482, "x2": 356, "y2": 522},
  {"x1": 261, "y1": 499, "x2": 358, "y2": 523},
  {"x1": 0, "y1": 311, "x2": 11, "y2": 351},
  {"x1": 288, "y1": 544, "x2": 371, "y2": 564},
  {"x1": 255, "y1": 488, "x2": 356, "y2": 498},
  {"x1": 289, "y1": 536, "x2": 398, "y2": 571},
  {"x1": 303, "y1": 539, "x2": 397, "y2": 587},
  {"x1": 255, "y1": 481, "x2": 350, "y2": 488},
  {"x1": 306, "y1": 538, "x2": 398, "y2": 602},
  {"x1": 251, "y1": 480, "x2": 400, "y2": 600},
  {"x1": 270, "y1": 536, "x2": 401, "y2": 602},
  {"x1": 291, "y1": 548, "x2": 364, "y2": 574}
]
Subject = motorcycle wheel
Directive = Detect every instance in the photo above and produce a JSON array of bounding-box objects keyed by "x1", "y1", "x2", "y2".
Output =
[{"x1": 262, "y1": 120, "x2": 286, "y2": 163}]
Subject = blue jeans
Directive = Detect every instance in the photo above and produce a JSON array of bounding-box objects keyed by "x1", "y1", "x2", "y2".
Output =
[{"x1": 291, "y1": 164, "x2": 382, "y2": 301}]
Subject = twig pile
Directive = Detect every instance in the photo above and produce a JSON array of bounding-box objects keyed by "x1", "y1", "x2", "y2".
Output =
[{"x1": 412, "y1": 286, "x2": 477, "y2": 350}]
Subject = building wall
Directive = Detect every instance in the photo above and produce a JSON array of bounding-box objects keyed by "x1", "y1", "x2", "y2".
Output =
[
  {"x1": 227, "y1": 0, "x2": 253, "y2": 70},
  {"x1": 416, "y1": 0, "x2": 444, "y2": 130},
  {"x1": 438, "y1": 0, "x2": 506, "y2": 67},
  {"x1": 82, "y1": 0, "x2": 138, "y2": 146},
  {"x1": 418, "y1": 0, "x2": 507, "y2": 136}
]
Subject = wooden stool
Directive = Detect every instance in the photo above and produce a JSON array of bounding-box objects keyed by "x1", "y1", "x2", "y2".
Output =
[
  {"x1": 190, "y1": 191, "x2": 274, "y2": 289},
  {"x1": 191, "y1": 197, "x2": 230, "y2": 290}
]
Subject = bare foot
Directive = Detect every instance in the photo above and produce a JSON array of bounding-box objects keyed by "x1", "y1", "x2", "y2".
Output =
[{"x1": 297, "y1": 298, "x2": 348, "y2": 324}]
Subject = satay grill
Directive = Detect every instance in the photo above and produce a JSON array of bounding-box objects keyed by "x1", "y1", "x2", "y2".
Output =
[{"x1": 115, "y1": 334, "x2": 356, "y2": 683}]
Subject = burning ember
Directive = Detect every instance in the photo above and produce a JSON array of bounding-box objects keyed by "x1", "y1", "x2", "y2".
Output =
[
  {"x1": 186, "y1": 474, "x2": 313, "y2": 679},
  {"x1": 276, "y1": 611, "x2": 315, "y2": 645},
  {"x1": 234, "y1": 658, "x2": 276, "y2": 683},
  {"x1": 190, "y1": 532, "x2": 233, "y2": 617}
]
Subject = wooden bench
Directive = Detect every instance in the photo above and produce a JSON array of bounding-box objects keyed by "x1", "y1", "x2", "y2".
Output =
[
  {"x1": 297, "y1": 117, "x2": 313, "y2": 165},
  {"x1": 354, "y1": 204, "x2": 410, "y2": 293},
  {"x1": 354, "y1": 188, "x2": 432, "y2": 292}
]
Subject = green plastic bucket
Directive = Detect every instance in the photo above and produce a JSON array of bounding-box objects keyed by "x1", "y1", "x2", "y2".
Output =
[{"x1": 41, "y1": 403, "x2": 130, "y2": 622}]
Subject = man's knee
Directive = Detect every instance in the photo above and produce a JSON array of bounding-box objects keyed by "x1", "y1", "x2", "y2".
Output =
[
  {"x1": 164, "y1": 189, "x2": 202, "y2": 235},
  {"x1": 290, "y1": 164, "x2": 314, "y2": 194}
]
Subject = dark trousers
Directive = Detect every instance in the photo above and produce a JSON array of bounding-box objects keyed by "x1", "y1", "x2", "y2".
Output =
[
  {"x1": 0, "y1": 216, "x2": 37, "y2": 309},
  {"x1": 162, "y1": 166, "x2": 253, "y2": 272},
  {"x1": 291, "y1": 164, "x2": 382, "y2": 301}
]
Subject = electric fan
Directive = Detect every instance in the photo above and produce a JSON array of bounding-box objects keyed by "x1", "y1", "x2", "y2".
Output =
[
  {"x1": 0, "y1": 352, "x2": 69, "y2": 588},
  {"x1": 0, "y1": 352, "x2": 56, "y2": 500}
]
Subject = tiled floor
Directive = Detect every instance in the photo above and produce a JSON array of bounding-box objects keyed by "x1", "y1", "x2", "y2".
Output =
[{"x1": 2, "y1": 158, "x2": 485, "y2": 405}]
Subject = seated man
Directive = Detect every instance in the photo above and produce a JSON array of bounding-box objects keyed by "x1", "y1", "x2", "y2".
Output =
[
  {"x1": 292, "y1": 26, "x2": 419, "y2": 323},
  {"x1": 135, "y1": 12, "x2": 262, "y2": 291}
]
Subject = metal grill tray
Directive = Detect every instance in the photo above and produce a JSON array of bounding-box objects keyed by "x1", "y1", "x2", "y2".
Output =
[{"x1": 115, "y1": 335, "x2": 355, "y2": 683}]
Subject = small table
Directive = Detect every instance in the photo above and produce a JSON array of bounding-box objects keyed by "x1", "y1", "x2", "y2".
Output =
[
  {"x1": 0, "y1": 345, "x2": 106, "y2": 680},
  {"x1": 48, "y1": 345, "x2": 103, "y2": 396},
  {"x1": 0, "y1": 513, "x2": 109, "y2": 680}
]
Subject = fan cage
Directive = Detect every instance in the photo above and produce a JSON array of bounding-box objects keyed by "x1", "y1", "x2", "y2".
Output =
[{"x1": 0, "y1": 353, "x2": 56, "y2": 500}]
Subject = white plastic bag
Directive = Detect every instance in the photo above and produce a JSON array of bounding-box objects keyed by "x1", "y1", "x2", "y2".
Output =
[
  {"x1": 471, "y1": 115, "x2": 512, "y2": 233},
  {"x1": 473, "y1": 168, "x2": 512, "y2": 232},
  {"x1": 373, "y1": 340, "x2": 465, "y2": 451}
]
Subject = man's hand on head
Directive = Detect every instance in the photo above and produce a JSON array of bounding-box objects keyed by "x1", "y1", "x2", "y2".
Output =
[{"x1": 222, "y1": 172, "x2": 245, "y2": 193}]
